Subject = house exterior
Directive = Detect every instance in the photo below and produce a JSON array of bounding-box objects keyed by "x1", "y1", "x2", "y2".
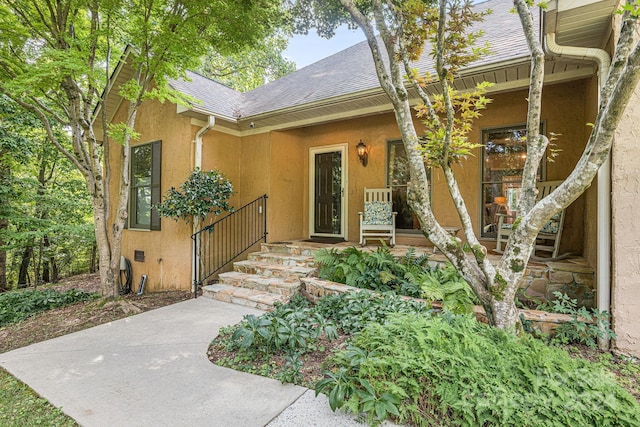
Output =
[{"x1": 100, "y1": 0, "x2": 639, "y2": 356}]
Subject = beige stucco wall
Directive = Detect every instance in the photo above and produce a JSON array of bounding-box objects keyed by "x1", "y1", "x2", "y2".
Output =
[
  {"x1": 269, "y1": 81, "x2": 591, "y2": 252},
  {"x1": 611, "y1": 82, "x2": 640, "y2": 357},
  {"x1": 109, "y1": 98, "x2": 194, "y2": 292},
  {"x1": 109, "y1": 78, "x2": 595, "y2": 293}
]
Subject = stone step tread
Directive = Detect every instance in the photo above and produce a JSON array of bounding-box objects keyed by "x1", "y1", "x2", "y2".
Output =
[
  {"x1": 234, "y1": 260, "x2": 317, "y2": 276},
  {"x1": 248, "y1": 251, "x2": 315, "y2": 266},
  {"x1": 218, "y1": 271, "x2": 301, "y2": 297},
  {"x1": 261, "y1": 243, "x2": 315, "y2": 256},
  {"x1": 202, "y1": 284, "x2": 287, "y2": 310},
  {"x1": 219, "y1": 271, "x2": 300, "y2": 287}
]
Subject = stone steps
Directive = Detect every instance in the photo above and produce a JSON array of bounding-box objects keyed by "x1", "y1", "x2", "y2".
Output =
[
  {"x1": 202, "y1": 243, "x2": 319, "y2": 311},
  {"x1": 218, "y1": 271, "x2": 300, "y2": 297}
]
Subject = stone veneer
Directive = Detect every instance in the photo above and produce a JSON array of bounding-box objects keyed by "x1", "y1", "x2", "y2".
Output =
[{"x1": 518, "y1": 259, "x2": 596, "y2": 309}]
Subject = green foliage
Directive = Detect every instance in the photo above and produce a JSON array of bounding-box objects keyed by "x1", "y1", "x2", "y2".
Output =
[
  {"x1": 0, "y1": 368, "x2": 77, "y2": 426},
  {"x1": 198, "y1": 34, "x2": 297, "y2": 92},
  {"x1": 314, "y1": 246, "x2": 476, "y2": 313},
  {"x1": 542, "y1": 292, "x2": 617, "y2": 348},
  {"x1": 314, "y1": 246, "x2": 430, "y2": 294},
  {"x1": 416, "y1": 82, "x2": 492, "y2": 167},
  {"x1": 405, "y1": 264, "x2": 478, "y2": 314},
  {"x1": 315, "y1": 291, "x2": 432, "y2": 335},
  {"x1": 214, "y1": 292, "x2": 430, "y2": 384},
  {"x1": 155, "y1": 169, "x2": 234, "y2": 225},
  {"x1": 0, "y1": 288, "x2": 99, "y2": 327},
  {"x1": 1, "y1": 96, "x2": 96, "y2": 287},
  {"x1": 317, "y1": 313, "x2": 640, "y2": 426},
  {"x1": 223, "y1": 295, "x2": 337, "y2": 361}
]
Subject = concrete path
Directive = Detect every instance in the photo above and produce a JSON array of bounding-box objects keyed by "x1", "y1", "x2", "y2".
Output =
[{"x1": 0, "y1": 298, "x2": 307, "y2": 427}]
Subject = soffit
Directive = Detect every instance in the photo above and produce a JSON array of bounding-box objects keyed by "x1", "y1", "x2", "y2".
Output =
[{"x1": 545, "y1": 0, "x2": 618, "y2": 49}]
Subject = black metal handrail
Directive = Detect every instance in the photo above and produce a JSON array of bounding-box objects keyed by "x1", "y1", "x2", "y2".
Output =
[{"x1": 191, "y1": 194, "x2": 267, "y2": 298}]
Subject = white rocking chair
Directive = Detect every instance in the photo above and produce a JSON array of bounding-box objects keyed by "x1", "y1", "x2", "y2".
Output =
[
  {"x1": 359, "y1": 188, "x2": 397, "y2": 246},
  {"x1": 495, "y1": 180, "x2": 565, "y2": 258}
]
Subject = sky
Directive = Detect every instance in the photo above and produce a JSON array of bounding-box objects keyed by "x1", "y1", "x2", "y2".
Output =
[{"x1": 283, "y1": 25, "x2": 366, "y2": 69}]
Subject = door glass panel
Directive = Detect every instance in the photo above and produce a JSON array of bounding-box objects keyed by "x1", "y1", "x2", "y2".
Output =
[
  {"x1": 314, "y1": 151, "x2": 342, "y2": 235},
  {"x1": 481, "y1": 126, "x2": 543, "y2": 237}
]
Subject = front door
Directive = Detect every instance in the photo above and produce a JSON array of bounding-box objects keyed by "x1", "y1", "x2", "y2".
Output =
[{"x1": 309, "y1": 145, "x2": 347, "y2": 238}]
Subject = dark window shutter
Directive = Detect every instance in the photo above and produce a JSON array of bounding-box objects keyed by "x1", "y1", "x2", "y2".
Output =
[{"x1": 150, "y1": 140, "x2": 162, "y2": 230}]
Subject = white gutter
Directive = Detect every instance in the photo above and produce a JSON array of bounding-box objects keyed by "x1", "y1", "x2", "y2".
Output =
[
  {"x1": 545, "y1": 32, "x2": 611, "y2": 349},
  {"x1": 194, "y1": 115, "x2": 215, "y2": 170},
  {"x1": 192, "y1": 115, "x2": 215, "y2": 292}
]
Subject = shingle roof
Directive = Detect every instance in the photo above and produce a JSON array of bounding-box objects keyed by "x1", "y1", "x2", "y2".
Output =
[
  {"x1": 169, "y1": 71, "x2": 243, "y2": 120},
  {"x1": 171, "y1": 0, "x2": 531, "y2": 120}
]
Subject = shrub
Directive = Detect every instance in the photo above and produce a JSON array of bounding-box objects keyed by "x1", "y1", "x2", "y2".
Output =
[
  {"x1": 0, "y1": 288, "x2": 99, "y2": 327},
  {"x1": 317, "y1": 313, "x2": 640, "y2": 426},
  {"x1": 314, "y1": 246, "x2": 477, "y2": 313}
]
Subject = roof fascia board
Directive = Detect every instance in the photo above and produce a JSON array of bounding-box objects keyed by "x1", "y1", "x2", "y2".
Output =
[
  {"x1": 93, "y1": 46, "x2": 134, "y2": 125},
  {"x1": 178, "y1": 104, "x2": 237, "y2": 122},
  {"x1": 207, "y1": 65, "x2": 593, "y2": 138}
]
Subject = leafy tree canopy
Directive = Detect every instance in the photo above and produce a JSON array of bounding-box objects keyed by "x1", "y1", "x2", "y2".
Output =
[{"x1": 198, "y1": 33, "x2": 297, "y2": 92}]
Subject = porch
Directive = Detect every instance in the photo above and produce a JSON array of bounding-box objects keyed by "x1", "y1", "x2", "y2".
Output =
[{"x1": 202, "y1": 239, "x2": 595, "y2": 314}]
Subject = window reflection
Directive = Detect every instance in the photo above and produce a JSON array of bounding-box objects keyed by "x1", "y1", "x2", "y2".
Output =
[
  {"x1": 481, "y1": 126, "x2": 543, "y2": 237},
  {"x1": 387, "y1": 141, "x2": 430, "y2": 232}
]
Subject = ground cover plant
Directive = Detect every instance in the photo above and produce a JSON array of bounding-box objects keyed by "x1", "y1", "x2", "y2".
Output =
[
  {"x1": 0, "y1": 287, "x2": 99, "y2": 327},
  {"x1": 314, "y1": 246, "x2": 477, "y2": 314},
  {"x1": 208, "y1": 291, "x2": 640, "y2": 426},
  {"x1": 319, "y1": 312, "x2": 640, "y2": 426},
  {"x1": 209, "y1": 291, "x2": 431, "y2": 386}
]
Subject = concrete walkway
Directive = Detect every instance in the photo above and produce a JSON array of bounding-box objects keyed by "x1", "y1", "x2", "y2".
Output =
[
  {"x1": 0, "y1": 298, "x2": 352, "y2": 426},
  {"x1": 0, "y1": 297, "x2": 403, "y2": 426}
]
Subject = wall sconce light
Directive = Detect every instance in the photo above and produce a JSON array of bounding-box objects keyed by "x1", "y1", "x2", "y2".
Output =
[{"x1": 356, "y1": 140, "x2": 369, "y2": 166}]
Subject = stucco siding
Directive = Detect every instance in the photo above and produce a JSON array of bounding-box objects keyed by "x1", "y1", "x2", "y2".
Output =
[
  {"x1": 611, "y1": 82, "x2": 640, "y2": 357},
  {"x1": 110, "y1": 97, "x2": 194, "y2": 291}
]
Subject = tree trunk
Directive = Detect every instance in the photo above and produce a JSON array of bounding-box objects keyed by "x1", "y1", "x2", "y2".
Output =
[
  {"x1": 0, "y1": 217, "x2": 7, "y2": 292},
  {"x1": 18, "y1": 245, "x2": 33, "y2": 288},
  {"x1": 0, "y1": 160, "x2": 9, "y2": 291},
  {"x1": 90, "y1": 242, "x2": 97, "y2": 273},
  {"x1": 487, "y1": 298, "x2": 521, "y2": 330}
]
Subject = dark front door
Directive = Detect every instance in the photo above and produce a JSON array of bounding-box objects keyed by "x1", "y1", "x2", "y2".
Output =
[{"x1": 313, "y1": 150, "x2": 342, "y2": 235}]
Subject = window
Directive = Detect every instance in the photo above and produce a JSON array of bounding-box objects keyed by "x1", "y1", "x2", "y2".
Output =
[
  {"x1": 387, "y1": 140, "x2": 430, "y2": 233},
  {"x1": 480, "y1": 126, "x2": 544, "y2": 238},
  {"x1": 130, "y1": 141, "x2": 161, "y2": 230}
]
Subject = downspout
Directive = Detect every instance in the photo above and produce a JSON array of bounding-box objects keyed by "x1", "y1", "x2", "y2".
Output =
[
  {"x1": 545, "y1": 33, "x2": 611, "y2": 349},
  {"x1": 192, "y1": 115, "x2": 216, "y2": 293}
]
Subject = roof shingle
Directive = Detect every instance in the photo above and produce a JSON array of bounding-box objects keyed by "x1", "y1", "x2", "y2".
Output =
[{"x1": 171, "y1": 0, "x2": 531, "y2": 120}]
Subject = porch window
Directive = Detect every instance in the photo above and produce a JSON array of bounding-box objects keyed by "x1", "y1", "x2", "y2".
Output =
[
  {"x1": 387, "y1": 140, "x2": 430, "y2": 232},
  {"x1": 480, "y1": 126, "x2": 544, "y2": 238},
  {"x1": 130, "y1": 141, "x2": 161, "y2": 230}
]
